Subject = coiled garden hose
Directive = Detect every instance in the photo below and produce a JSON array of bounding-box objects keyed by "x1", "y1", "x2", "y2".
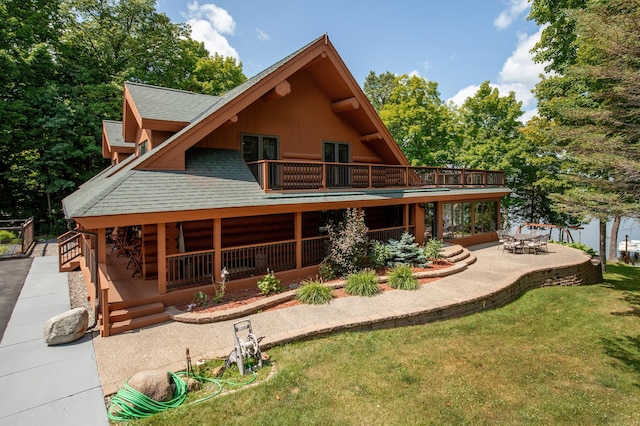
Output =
[{"x1": 107, "y1": 370, "x2": 257, "y2": 421}]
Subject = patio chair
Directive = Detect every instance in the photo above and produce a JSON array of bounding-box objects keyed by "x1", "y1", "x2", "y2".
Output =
[
  {"x1": 502, "y1": 235, "x2": 522, "y2": 254},
  {"x1": 524, "y1": 235, "x2": 542, "y2": 254},
  {"x1": 497, "y1": 230, "x2": 506, "y2": 250}
]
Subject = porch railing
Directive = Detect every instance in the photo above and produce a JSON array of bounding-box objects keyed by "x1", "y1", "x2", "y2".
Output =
[
  {"x1": 58, "y1": 230, "x2": 82, "y2": 266},
  {"x1": 164, "y1": 227, "x2": 422, "y2": 289},
  {"x1": 222, "y1": 240, "x2": 296, "y2": 281},
  {"x1": 368, "y1": 226, "x2": 415, "y2": 242},
  {"x1": 166, "y1": 249, "x2": 214, "y2": 290},
  {"x1": 247, "y1": 160, "x2": 505, "y2": 191}
]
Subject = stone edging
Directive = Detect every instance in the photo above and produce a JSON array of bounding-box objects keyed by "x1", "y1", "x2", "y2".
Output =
[{"x1": 256, "y1": 255, "x2": 602, "y2": 350}]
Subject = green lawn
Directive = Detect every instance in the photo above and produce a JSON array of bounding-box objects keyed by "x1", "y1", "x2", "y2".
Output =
[{"x1": 133, "y1": 264, "x2": 640, "y2": 425}]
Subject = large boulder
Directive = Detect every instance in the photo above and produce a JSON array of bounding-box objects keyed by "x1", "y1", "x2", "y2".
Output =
[
  {"x1": 43, "y1": 307, "x2": 89, "y2": 345},
  {"x1": 127, "y1": 370, "x2": 174, "y2": 402}
]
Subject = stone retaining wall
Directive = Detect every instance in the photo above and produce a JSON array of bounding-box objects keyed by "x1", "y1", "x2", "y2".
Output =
[{"x1": 260, "y1": 256, "x2": 603, "y2": 349}]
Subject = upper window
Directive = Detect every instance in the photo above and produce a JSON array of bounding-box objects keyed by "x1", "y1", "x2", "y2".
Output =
[
  {"x1": 323, "y1": 142, "x2": 350, "y2": 163},
  {"x1": 242, "y1": 134, "x2": 279, "y2": 162},
  {"x1": 138, "y1": 140, "x2": 148, "y2": 156}
]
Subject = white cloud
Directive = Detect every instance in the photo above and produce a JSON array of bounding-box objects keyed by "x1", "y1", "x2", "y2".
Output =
[
  {"x1": 448, "y1": 27, "x2": 549, "y2": 122},
  {"x1": 185, "y1": 1, "x2": 239, "y2": 59},
  {"x1": 409, "y1": 70, "x2": 423, "y2": 78},
  {"x1": 256, "y1": 28, "x2": 270, "y2": 41},
  {"x1": 494, "y1": 0, "x2": 530, "y2": 30}
]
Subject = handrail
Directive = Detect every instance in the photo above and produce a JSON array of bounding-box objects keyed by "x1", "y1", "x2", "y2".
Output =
[{"x1": 246, "y1": 160, "x2": 505, "y2": 191}]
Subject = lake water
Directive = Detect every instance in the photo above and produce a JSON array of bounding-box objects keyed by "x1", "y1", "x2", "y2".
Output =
[{"x1": 571, "y1": 217, "x2": 639, "y2": 256}]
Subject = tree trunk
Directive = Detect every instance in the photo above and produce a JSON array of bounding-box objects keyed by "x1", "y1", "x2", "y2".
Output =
[
  {"x1": 608, "y1": 216, "x2": 621, "y2": 262},
  {"x1": 599, "y1": 219, "x2": 607, "y2": 272}
]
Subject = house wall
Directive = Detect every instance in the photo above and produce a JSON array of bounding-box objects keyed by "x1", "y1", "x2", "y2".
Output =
[
  {"x1": 193, "y1": 70, "x2": 382, "y2": 163},
  {"x1": 222, "y1": 214, "x2": 295, "y2": 247}
]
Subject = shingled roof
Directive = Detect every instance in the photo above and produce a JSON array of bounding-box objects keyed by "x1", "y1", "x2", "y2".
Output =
[
  {"x1": 125, "y1": 82, "x2": 221, "y2": 123},
  {"x1": 63, "y1": 148, "x2": 503, "y2": 218}
]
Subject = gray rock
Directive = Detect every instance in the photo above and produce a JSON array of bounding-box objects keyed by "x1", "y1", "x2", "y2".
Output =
[
  {"x1": 43, "y1": 307, "x2": 88, "y2": 345},
  {"x1": 127, "y1": 370, "x2": 174, "y2": 402}
]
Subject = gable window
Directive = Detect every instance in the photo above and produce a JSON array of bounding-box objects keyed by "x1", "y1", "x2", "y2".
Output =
[
  {"x1": 323, "y1": 141, "x2": 350, "y2": 188},
  {"x1": 138, "y1": 140, "x2": 148, "y2": 156},
  {"x1": 242, "y1": 134, "x2": 279, "y2": 162}
]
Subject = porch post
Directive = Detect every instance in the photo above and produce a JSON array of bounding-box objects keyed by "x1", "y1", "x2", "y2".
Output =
[
  {"x1": 97, "y1": 228, "x2": 107, "y2": 264},
  {"x1": 295, "y1": 212, "x2": 302, "y2": 269},
  {"x1": 414, "y1": 204, "x2": 425, "y2": 245},
  {"x1": 404, "y1": 203, "x2": 410, "y2": 234},
  {"x1": 214, "y1": 218, "x2": 222, "y2": 283},
  {"x1": 157, "y1": 223, "x2": 167, "y2": 295}
]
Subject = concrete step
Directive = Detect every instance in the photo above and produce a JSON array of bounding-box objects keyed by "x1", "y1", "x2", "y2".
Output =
[
  {"x1": 108, "y1": 312, "x2": 171, "y2": 336},
  {"x1": 442, "y1": 244, "x2": 464, "y2": 259},
  {"x1": 448, "y1": 247, "x2": 471, "y2": 263},
  {"x1": 109, "y1": 302, "x2": 165, "y2": 323}
]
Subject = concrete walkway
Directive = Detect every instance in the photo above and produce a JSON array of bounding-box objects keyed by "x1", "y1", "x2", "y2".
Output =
[
  {"x1": 0, "y1": 256, "x2": 108, "y2": 426},
  {"x1": 93, "y1": 242, "x2": 594, "y2": 396}
]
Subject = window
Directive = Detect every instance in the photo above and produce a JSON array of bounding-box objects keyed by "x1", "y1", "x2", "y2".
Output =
[
  {"x1": 242, "y1": 134, "x2": 279, "y2": 162},
  {"x1": 442, "y1": 201, "x2": 498, "y2": 240},
  {"x1": 138, "y1": 140, "x2": 148, "y2": 156},
  {"x1": 442, "y1": 202, "x2": 472, "y2": 240},
  {"x1": 474, "y1": 201, "x2": 498, "y2": 233},
  {"x1": 323, "y1": 142, "x2": 350, "y2": 187}
]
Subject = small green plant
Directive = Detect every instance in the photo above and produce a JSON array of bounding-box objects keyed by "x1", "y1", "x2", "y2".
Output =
[
  {"x1": 319, "y1": 260, "x2": 337, "y2": 281},
  {"x1": 387, "y1": 264, "x2": 420, "y2": 290},
  {"x1": 369, "y1": 240, "x2": 391, "y2": 269},
  {"x1": 295, "y1": 279, "x2": 334, "y2": 304},
  {"x1": 345, "y1": 269, "x2": 380, "y2": 297},
  {"x1": 193, "y1": 291, "x2": 209, "y2": 307},
  {"x1": 423, "y1": 238, "x2": 444, "y2": 260},
  {"x1": 257, "y1": 269, "x2": 282, "y2": 295},
  {"x1": 210, "y1": 267, "x2": 228, "y2": 304},
  {"x1": 552, "y1": 240, "x2": 597, "y2": 256},
  {"x1": 386, "y1": 233, "x2": 429, "y2": 267},
  {"x1": 0, "y1": 230, "x2": 18, "y2": 244}
]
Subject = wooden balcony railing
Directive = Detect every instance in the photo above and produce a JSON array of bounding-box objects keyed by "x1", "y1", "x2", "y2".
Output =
[
  {"x1": 247, "y1": 160, "x2": 505, "y2": 191},
  {"x1": 58, "y1": 230, "x2": 82, "y2": 266}
]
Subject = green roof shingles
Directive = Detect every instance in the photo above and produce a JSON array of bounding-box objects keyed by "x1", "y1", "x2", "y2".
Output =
[
  {"x1": 102, "y1": 120, "x2": 131, "y2": 148},
  {"x1": 64, "y1": 148, "x2": 507, "y2": 219},
  {"x1": 126, "y1": 82, "x2": 221, "y2": 123}
]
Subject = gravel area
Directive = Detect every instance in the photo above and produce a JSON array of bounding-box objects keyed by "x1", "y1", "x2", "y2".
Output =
[{"x1": 31, "y1": 239, "x2": 96, "y2": 328}]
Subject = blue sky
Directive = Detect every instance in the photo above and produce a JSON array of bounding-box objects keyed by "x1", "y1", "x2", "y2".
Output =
[{"x1": 156, "y1": 0, "x2": 545, "y2": 120}]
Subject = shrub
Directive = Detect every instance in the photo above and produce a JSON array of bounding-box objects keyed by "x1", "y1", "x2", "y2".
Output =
[
  {"x1": 423, "y1": 238, "x2": 444, "y2": 260},
  {"x1": 388, "y1": 264, "x2": 420, "y2": 290},
  {"x1": 0, "y1": 230, "x2": 17, "y2": 244},
  {"x1": 319, "y1": 260, "x2": 337, "y2": 281},
  {"x1": 326, "y1": 208, "x2": 369, "y2": 275},
  {"x1": 296, "y1": 279, "x2": 334, "y2": 304},
  {"x1": 369, "y1": 240, "x2": 391, "y2": 269},
  {"x1": 345, "y1": 269, "x2": 380, "y2": 297},
  {"x1": 257, "y1": 269, "x2": 282, "y2": 295},
  {"x1": 386, "y1": 233, "x2": 429, "y2": 267},
  {"x1": 552, "y1": 241, "x2": 597, "y2": 257}
]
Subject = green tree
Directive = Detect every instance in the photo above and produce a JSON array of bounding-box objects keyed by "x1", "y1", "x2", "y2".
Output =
[
  {"x1": 1, "y1": 0, "x2": 247, "y2": 231},
  {"x1": 366, "y1": 73, "x2": 460, "y2": 166},
  {"x1": 457, "y1": 82, "x2": 553, "y2": 226},
  {"x1": 530, "y1": 0, "x2": 640, "y2": 262}
]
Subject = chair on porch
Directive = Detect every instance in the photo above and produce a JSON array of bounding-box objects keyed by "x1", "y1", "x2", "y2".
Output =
[{"x1": 111, "y1": 227, "x2": 129, "y2": 257}]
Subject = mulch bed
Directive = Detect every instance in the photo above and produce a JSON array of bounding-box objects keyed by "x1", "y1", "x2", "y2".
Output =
[{"x1": 177, "y1": 261, "x2": 453, "y2": 314}]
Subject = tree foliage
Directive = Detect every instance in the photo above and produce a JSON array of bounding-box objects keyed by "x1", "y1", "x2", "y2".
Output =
[
  {"x1": 529, "y1": 0, "x2": 640, "y2": 260},
  {"x1": 0, "y1": 0, "x2": 246, "y2": 231},
  {"x1": 364, "y1": 72, "x2": 460, "y2": 166}
]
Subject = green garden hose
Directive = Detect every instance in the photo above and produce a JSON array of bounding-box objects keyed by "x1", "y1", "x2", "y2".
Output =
[{"x1": 107, "y1": 369, "x2": 258, "y2": 421}]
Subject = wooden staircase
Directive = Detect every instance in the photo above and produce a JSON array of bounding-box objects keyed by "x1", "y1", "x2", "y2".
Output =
[{"x1": 104, "y1": 302, "x2": 171, "y2": 336}]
